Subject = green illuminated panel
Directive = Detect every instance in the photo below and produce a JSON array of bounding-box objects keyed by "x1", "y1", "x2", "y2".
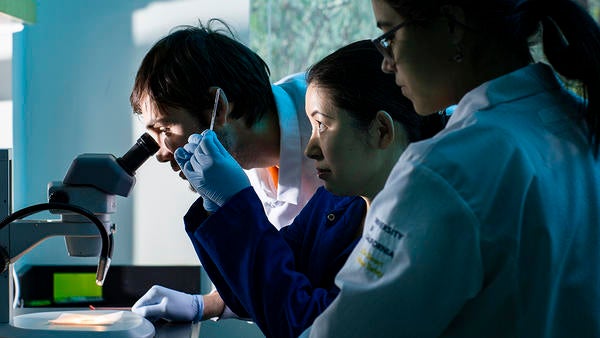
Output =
[
  {"x1": 53, "y1": 272, "x2": 103, "y2": 304},
  {"x1": 0, "y1": 0, "x2": 36, "y2": 24}
]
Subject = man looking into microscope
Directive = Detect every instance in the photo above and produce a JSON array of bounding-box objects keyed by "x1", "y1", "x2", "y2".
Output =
[{"x1": 128, "y1": 20, "x2": 321, "y2": 320}]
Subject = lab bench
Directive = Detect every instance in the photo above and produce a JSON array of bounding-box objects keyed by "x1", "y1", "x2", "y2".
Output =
[
  {"x1": 14, "y1": 265, "x2": 265, "y2": 337},
  {"x1": 10, "y1": 307, "x2": 265, "y2": 337}
]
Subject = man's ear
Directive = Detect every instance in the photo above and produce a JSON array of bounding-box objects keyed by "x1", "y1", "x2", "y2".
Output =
[
  {"x1": 208, "y1": 86, "x2": 234, "y2": 127},
  {"x1": 372, "y1": 110, "x2": 395, "y2": 149}
]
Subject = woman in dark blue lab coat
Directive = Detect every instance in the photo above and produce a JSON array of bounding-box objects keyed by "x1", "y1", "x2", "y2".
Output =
[{"x1": 170, "y1": 40, "x2": 444, "y2": 338}]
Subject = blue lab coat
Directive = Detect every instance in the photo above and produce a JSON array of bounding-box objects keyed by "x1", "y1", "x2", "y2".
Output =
[{"x1": 184, "y1": 186, "x2": 366, "y2": 338}]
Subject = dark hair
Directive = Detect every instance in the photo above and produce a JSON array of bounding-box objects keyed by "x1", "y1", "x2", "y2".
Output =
[
  {"x1": 130, "y1": 19, "x2": 276, "y2": 128},
  {"x1": 385, "y1": 0, "x2": 600, "y2": 156},
  {"x1": 306, "y1": 40, "x2": 443, "y2": 142}
]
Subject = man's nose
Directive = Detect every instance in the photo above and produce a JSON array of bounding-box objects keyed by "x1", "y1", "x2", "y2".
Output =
[{"x1": 155, "y1": 146, "x2": 173, "y2": 162}]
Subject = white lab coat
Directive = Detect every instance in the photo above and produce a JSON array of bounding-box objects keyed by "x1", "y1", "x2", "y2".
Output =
[
  {"x1": 245, "y1": 72, "x2": 322, "y2": 229},
  {"x1": 307, "y1": 63, "x2": 600, "y2": 337}
]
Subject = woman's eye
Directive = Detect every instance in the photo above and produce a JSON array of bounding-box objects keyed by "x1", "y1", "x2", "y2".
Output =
[{"x1": 316, "y1": 121, "x2": 326, "y2": 133}]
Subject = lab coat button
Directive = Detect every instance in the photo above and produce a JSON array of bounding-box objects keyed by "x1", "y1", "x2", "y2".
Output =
[{"x1": 327, "y1": 213, "x2": 335, "y2": 222}]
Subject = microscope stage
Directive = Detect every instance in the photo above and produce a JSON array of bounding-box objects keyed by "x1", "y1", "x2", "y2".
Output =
[{"x1": 0, "y1": 310, "x2": 154, "y2": 337}]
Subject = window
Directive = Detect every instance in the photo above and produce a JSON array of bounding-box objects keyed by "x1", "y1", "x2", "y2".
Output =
[
  {"x1": 0, "y1": 24, "x2": 21, "y2": 148},
  {"x1": 249, "y1": 0, "x2": 379, "y2": 81}
]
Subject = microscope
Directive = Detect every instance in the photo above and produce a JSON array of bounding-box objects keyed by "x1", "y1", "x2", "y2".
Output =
[{"x1": 0, "y1": 133, "x2": 159, "y2": 337}]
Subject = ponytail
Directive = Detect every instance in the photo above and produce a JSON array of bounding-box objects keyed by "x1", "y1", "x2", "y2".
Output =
[{"x1": 538, "y1": 0, "x2": 600, "y2": 156}]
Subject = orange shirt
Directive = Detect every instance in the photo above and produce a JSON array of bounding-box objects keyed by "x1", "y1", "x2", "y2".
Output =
[{"x1": 267, "y1": 166, "x2": 279, "y2": 190}]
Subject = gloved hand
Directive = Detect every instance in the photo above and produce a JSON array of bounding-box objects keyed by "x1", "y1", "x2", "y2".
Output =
[
  {"x1": 176, "y1": 146, "x2": 220, "y2": 213},
  {"x1": 174, "y1": 130, "x2": 250, "y2": 208},
  {"x1": 201, "y1": 197, "x2": 220, "y2": 213},
  {"x1": 131, "y1": 285, "x2": 203, "y2": 322}
]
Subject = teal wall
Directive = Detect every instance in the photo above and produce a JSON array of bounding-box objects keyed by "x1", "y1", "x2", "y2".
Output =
[{"x1": 13, "y1": 0, "x2": 146, "y2": 267}]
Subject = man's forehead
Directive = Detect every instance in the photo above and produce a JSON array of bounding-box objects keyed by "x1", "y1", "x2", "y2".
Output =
[{"x1": 139, "y1": 96, "x2": 167, "y2": 125}]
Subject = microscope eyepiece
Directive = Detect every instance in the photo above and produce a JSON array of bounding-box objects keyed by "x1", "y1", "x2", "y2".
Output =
[{"x1": 117, "y1": 133, "x2": 159, "y2": 176}]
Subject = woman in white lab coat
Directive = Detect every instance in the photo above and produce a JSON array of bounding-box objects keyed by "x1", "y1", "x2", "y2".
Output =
[{"x1": 306, "y1": 0, "x2": 600, "y2": 337}]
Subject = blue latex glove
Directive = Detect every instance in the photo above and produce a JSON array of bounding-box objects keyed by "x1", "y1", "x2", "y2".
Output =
[
  {"x1": 174, "y1": 130, "x2": 250, "y2": 208},
  {"x1": 132, "y1": 285, "x2": 203, "y2": 322},
  {"x1": 175, "y1": 143, "x2": 219, "y2": 212},
  {"x1": 201, "y1": 197, "x2": 220, "y2": 213}
]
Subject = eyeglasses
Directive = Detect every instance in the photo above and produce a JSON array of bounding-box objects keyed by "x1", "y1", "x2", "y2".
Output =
[{"x1": 372, "y1": 20, "x2": 410, "y2": 60}]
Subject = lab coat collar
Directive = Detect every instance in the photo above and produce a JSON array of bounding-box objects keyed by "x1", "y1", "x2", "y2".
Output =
[
  {"x1": 449, "y1": 63, "x2": 561, "y2": 127},
  {"x1": 271, "y1": 83, "x2": 303, "y2": 204}
]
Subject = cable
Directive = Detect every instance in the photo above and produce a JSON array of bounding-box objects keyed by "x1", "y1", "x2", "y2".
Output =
[
  {"x1": 11, "y1": 267, "x2": 19, "y2": 309},
  {"x1": 0, "y1": 202, "x2": 110, "y2": 261}
]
